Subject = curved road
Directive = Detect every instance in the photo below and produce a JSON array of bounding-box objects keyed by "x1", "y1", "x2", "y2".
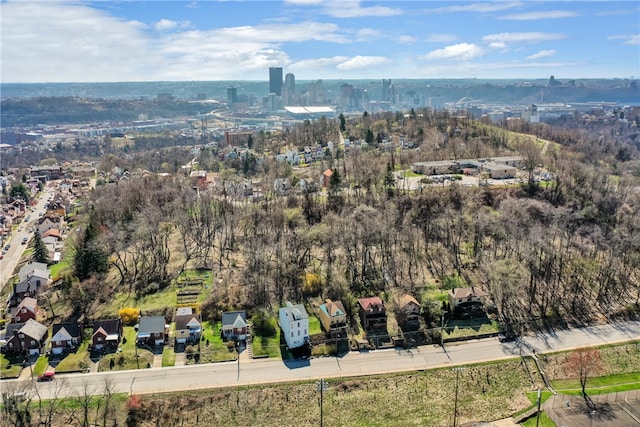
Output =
[{"x1": 7, "y1": 320, "x2": 640, "y2": 400}]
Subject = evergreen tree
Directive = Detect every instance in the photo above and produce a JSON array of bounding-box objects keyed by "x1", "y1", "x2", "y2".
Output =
[
  {"x1": 9, "y1": 182, "x2": 30, "y2": 204},
  {"x1": 383, "y1": 162, "x2": 396, "y2": 197},
  {"x1": 329, "y1": 168, "x2": 342, "y2": 195},
  {"x1": 74, "y1": 221, "x2": 108, "y2": 280},
  {"x1": 365, "y1": 129, "x2": 374, "y2": 143},
  {"x1": 32, "y1": 231, "x2": 50, "y2": 264},
  {"x1": 339, "y1": 113, "x2": 346, "y2": 133}
]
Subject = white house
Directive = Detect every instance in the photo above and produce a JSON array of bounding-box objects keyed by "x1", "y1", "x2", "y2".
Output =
[{"x1": 279, "y1": 302, "x2": 309, "y2": 350}]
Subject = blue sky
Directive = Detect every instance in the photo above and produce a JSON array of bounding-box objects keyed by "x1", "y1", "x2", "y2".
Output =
[{"x1": 1, "y1": 1, "x2": 638, "y2": 83}]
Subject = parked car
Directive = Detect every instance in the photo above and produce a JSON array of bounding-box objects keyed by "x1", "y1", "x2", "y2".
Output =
[
  {"x1": 3, "y1": 244, "x2": 10, "y2": 251},
  {"x1": 21, "y1": 237, "x2": 28, "y2": 245},
  {"x1": 498, "y1": 333, "x2": 516, "y2": 343},
  {"x1": 37, "y1": 372, "x2": 55, "y2": 382}
]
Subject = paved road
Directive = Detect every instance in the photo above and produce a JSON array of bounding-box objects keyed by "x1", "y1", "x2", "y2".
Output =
[
  {"x1": 0, "y1": 185, "x2": 55, "y2": 292},
  {"x1": 8, "y1": 321, "x2": 639, "y2": 401}
]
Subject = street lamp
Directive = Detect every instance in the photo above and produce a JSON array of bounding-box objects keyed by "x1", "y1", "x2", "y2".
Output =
[
  {"x1": 452, "y1": 367, "x2": 465, "y2": 427},
  {"x1": 316, "y1": 378, "x2": 329, "y2": 427},
  {"x1": 589, "y1": 409, "x2": 597, "y2": 427}
]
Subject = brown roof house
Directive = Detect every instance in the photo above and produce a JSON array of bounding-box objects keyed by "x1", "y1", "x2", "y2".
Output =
[
  {"x1": 10, "y1": 297, "x2": 38, "y2": 323},
  {"x1": 396, "y1": 295, "x2": 421, "y2": 331},
  {"x1": 317, "y1": 299, "x2": 347, "y2": 337},
  {"x1": 358, "y1": 297, "x2": 387, "y2": 331},
  {"x1": 174, "y1": 313, "x2": 202, "y2": 345},
  {"x1": 50, "y1": 322, "x2": 83, "y2": 355},
  {"x1": 92, "y1": 319, "x2": 123, "y2": 351},
  {"x1": 448, "y1": 287, "x2": 488, "y2": 309},
  {"x1": 6, "y1": 319, "x2": 48, "y2": 356}
]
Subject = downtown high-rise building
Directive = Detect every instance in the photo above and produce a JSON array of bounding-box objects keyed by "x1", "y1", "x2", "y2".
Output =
[
  {"x1": 283, "y1": 73, "x2": 295, "y2": 104},
  {"x1": 269, "y1": 67, "x2": 283, "y2": 96}
]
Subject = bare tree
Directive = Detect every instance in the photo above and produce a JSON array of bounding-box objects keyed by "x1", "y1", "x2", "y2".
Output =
[{"x1": 565, "y1": 347, "x2": 603, "y2": 410}]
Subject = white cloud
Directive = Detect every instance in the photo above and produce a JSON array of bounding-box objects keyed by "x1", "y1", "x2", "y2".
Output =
[
  {"x1": 0, "y1": 1, "x2": 361, "y2": 82},
  {"x1": 326, "y1": 1, "x2": 402, "y2": 18},
  {"x1": 609, "y1": 34, "x2": 640, "y2": 46},
  {"x1": 429, "y1": 1, "x2": 523, "y2": 13},
  {"x1": 396, "y1": 35, "x2": 417, "y2": 44},
  {"x1": 336, "y1": 55, "x2": 388, "y2": 70},
  {"x1": 154, "y1": 19, "x2": 192, "y2": 32},
  {"x1": 422, "y1": 43, "x2": 484, "y2": 61},
  {"x1": 526, "y1": 50, "x2": 556, "y2": 60},
  {"x1": 290, "y1": 56, "x2": 350, "y2": 70},
  {"x1": 1, "y1": 1, "x2": 152, "y2": 82},
  {"x1": 355, "y1": 28, "x2": 382, "y2": 41},
  {"x1": 499, "y1": 10, "x2": 579, "y2": 20},
  {"x1": 483, "y1": 32, "x2": 566, "y2": 48},
  {"x1": 284, "y1": 0, "x2": 324, "y2": 4},
  {"x1": 425, "y1": 33, "x2": 458, "y2": 43}
]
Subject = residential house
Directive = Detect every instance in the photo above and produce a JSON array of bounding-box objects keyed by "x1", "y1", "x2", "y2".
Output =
[
  {"x1": 448, "y1": 286, "x2": 489, "y2": 309},
  {"x1": 50, "y1": 322, "x2": 83, "y2": 355},
  {"x1": 136, "y1": 316, "x2": 168, "y2": 346},
  {"x1": 92, "y1": 319, "x2": 123, "y2": 351},
  {"x1": 174, "y1": 313, "x2": 202, "y2": 345},
  {"x1": 396, "y1": 295, "x2": 421, "y2": 330},
  {"x1": 10, "y1": 281, "x2": 39, "y2": 308},
  {"x1": 5, "y1": 319, "x2": 48, "y2": 355},
  {"x1": 358, "y1": 297, "x2": 387, "y2": 331},
  {"x1": 279, "y1": 302, "x2": 309, "y2": 350},
  {"x1": 37, "y1": 213, "x2": 64, "y2": 236},
  {"x1": 46, "y1": 201, "x2": 67, "y2": 217},
  {"x1": 10, "y1": 297, "x2": 38, "y2": 323},
  {"x1": 221, "y1": 311, "x2": 248, "y2": 341},
  {"x1": 11, "y1": 262, "x2": 50, "y2": 306},
  {"x1": 317, "y1": 299, "x2": 347, "y2": 337}
]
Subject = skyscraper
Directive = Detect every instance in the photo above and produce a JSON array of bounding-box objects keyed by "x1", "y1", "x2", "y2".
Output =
[
  {"x1": 227, "y1": 87, "x2": 238, "y2": 105},
  {"x1": 283, "y1": 73, "x2": 295, "y2": 104},
  {"x1": 269, "y1": 67, "x2": 283, "y2": 96},
  {"x1": 382, "y1": 79, "x2": 391, "y2": 102}
]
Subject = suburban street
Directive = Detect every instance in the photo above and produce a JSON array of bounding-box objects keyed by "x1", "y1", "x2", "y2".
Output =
[
  {"x1": 0, "y1": 184, "x2": 56, "y2": 292},
  {"x1": 7, "y1": 320, "x2": 639, "y2": 401}
]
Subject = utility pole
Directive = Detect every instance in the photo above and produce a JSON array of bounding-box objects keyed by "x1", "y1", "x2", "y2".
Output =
[
  {"x1": 316, "y1": 378, "x2": 328, "y2": 427},
  {"x1": 440, "y1": 313, "x2": 444, "y2": 348},
  {"x1": 536, "y1": 388, "x2": 542, "y2": 427},
  {"x1": 452, "y1": 367, "x2": 464, "y2": 427}
]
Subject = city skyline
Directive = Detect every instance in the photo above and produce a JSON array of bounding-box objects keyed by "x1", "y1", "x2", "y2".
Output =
[{"x1": 1, "y1": 1, "x2": 639, "y2": 83}]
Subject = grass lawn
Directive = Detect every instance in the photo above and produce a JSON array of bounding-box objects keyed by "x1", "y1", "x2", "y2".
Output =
[
  {"x1": 162, "y1": 347, "x2": 175, "y2": 367},
  {"x1": 251, "y1": 316, "x2": 282, "y2": 359},
  {"x1": 401, "y1": 170, "x2": 422, "y2": 178},
  {"x1": 0, "y1": 353, "x2": 23, "y2": 379},
  {"x1": 308, "y1": 315, "x2": 322, "y2": 335},
  {"x1": 55, "y1": 340, "x2": 92, "y2": 373},
  {"x1": 443, "y1": 319, "x2": 500, "y2": 339},
  {"x1": 104, "y1": 287, "x2": 177, "y2": 317},
  {"x1": 521, "y1": 412, "x2": 556, "y2": 427},
  {"x1": 196, "y1": 321, "x2": 237, "y2": 363},
  {"x1": 98, "y1": 327, "x2": 154, "y2": 371},
  {"x1": 552, "y1": 371, "x2": 640, "y2": 392},
  {"x1": 33, "y1": 355, "x2": 49, "y2": 376},
  {"x1": 50, "y1": 253, "x2": 72, "y2": 281}
]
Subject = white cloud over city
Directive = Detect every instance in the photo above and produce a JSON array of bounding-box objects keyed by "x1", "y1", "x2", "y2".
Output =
[{"x1": 0, "y1": 0, "x2": 636, "y2": 82}]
